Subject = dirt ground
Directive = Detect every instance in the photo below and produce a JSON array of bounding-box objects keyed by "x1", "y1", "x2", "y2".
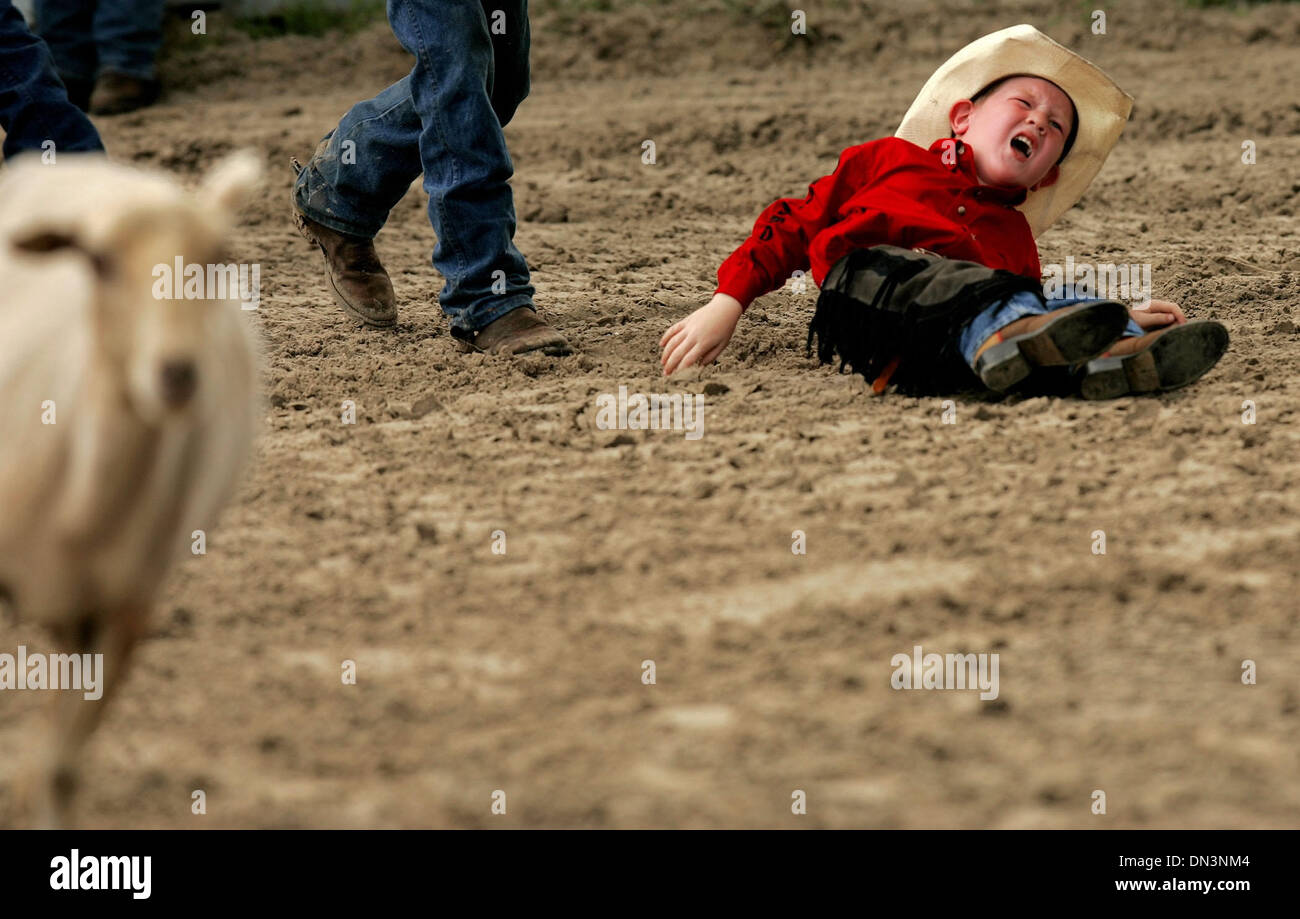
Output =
[{"x1": 2, "y1": 0, "x2": 1299, "y2": 829}]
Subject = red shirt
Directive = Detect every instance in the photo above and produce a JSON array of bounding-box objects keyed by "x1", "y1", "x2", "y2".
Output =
[{"x1": 715, "y1": 137, "x2": 1042, "y2": 309}]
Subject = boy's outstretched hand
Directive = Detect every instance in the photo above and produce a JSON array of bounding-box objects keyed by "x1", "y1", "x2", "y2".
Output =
[
  {"x1": 660, "y1": 293, "x2": 744, "y2": 376},
  {"x1": 1130, "y1": 299, "x2": 1186, "y2": 330}
]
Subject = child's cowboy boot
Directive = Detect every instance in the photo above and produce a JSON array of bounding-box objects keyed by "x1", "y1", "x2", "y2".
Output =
[
  {"x1": 972, "y1": 301, "x2": 1130, "y2": 392},
  {"x1": 1075, "y1": 320, "x2": 1229, "y2": 399}
]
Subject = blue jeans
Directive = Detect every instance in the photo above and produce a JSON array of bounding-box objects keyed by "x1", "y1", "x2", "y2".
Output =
[
  {"x1": 293, "y1": 0, "x2": 534, "y2": 333},
  {"x1": 34, "y1": 0, "x2": 164, "y2": 81},
  {"x1": 958, "y1": 288, "x2": 1145, "y2": 367},
  {"x1": 0, "y1": 0, "x2": 102, "y2": 158}
]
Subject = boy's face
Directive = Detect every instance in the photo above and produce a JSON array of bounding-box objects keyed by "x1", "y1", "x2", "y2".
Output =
[{"x1": 949, "y1": 76, "x2": 1075, "y2": 190}]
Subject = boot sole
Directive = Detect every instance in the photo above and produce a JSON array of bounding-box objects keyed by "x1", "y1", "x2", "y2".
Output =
[
  {"x1": 290, "y1": 160, "x2": 397, "y2": 329},
  {"x1": 1079, "y1": 320, "x2": 1229, "y2": 400},
  {"x1": 975, "y1": 300, "x2": 1130, "y2": 392}
]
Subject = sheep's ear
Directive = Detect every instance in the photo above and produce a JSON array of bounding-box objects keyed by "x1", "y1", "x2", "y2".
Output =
[
  {"x1": 199, "y1": 151, "x2": 263, "y2": 217},
  {"x1": 11, "y1": 229, "x2": 81, "y2": 255}
]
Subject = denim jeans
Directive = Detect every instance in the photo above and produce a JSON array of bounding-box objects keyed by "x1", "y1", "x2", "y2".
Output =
[
  {"x1": 294, "y1": 0, "x2": 534, "y2": 333},
  {"x1": 0, "y1": 0, "x2": 103, "y2": 158},
  {"x1": 958, "y1": 287, "x2": 1145, "y2": 367},
  {"x1": 34, "y1": 0, "x2": 164, "y2": 82}
]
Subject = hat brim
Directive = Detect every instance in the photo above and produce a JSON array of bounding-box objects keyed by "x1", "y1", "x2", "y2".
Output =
[{"x1": 895, "y1": 24, "x2": 1134, "y2": 237}]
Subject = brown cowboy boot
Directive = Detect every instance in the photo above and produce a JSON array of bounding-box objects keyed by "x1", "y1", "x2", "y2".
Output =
[
  {"x1": 88, "y1": 71, "x2": 160, "y2": 115},
  {"x1": 971, "y1": 300, "x2": 1129, "y2": 392},
  {"x1": 453, "y1": 307, "x2": 572, "y2": 356},
  {"x1": 1076, "y1": 321, "x2": 1229, "y2": 399},
  {"x1": 291, "y1": 176, "x2": 397, "y2": 328}
]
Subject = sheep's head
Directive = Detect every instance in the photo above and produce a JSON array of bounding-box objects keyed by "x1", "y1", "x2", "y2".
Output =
[{"x1": 9, "y1": 153, "x2": 262, "y2": 425}]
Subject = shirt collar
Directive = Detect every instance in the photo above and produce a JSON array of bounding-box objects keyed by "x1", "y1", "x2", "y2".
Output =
[{"x1": 927, "y1": 138, "x2": 1028, "y2": 206}]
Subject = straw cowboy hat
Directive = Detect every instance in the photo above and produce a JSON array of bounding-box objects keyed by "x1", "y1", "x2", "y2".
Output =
[{"x1": 896, "y1": 24, "x2": 1134, "y2": 237}]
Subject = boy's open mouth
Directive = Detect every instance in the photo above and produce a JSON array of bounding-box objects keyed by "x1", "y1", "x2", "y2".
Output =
[{"x1": 1010, "y1": 134, "x2": 1034, "y2": 161}]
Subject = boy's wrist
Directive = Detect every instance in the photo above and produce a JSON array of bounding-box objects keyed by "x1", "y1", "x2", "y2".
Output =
[{"x1": 711, "y1": 290, "x2": 748, "y2": 315}]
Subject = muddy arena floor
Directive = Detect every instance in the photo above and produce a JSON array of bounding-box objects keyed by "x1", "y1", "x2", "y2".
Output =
[{"x1": 2, "y1": 0, "x2": 1299, "y2": 828}]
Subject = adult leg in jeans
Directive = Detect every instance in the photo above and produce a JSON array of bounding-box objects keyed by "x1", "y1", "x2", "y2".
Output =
[
  {"x1": 293, "y1": 1, "x2": 566, "y2": 351},
  {"x1": 295, "y1": 4, "x2": 529, "y2": 238},
  {"x1": 30, "y1": 0, "x2": 95, "y2": 108},
  {"x1": 88, "y1": 0, "x2": 163, "y2": 114},
  {"x1": 293, "y1": 74, "x2": 424, "y2": 241},
  {"x1": 291, "y1": 67, "x2": 422, "y2": 329},
  {"x1": 390, "y1": 0, "x2": 539, "y2": 335},
  {"x1": 484, "y1": 0, "x2": 530, "y2": 127},
  {"x1": 1, "y1": 0, "x2": 104, "y2": 159},
  {"x1": 93, "y1": 0, "x2": 163, "y2": 80}
]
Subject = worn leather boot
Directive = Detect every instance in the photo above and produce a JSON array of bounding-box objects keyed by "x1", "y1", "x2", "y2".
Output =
[
  {"x1": 89, "y1": 71, "x2": 160, "y2": 115},
  {"x1": 452, "y1": 307, "x2": 572, "y2": 356},
  {"x1": 292, "y1": 195, "x2": 397, "y2": 328}
]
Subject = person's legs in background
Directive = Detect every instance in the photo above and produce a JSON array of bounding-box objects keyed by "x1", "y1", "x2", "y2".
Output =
[
  {"x1": 1, "y1": 0, "x2": 104, "y2": 159},
  {"x1": 89, "y1": 0, "x2": 164, "y2": 114},
  {"x1": 34, "y1": 0, "x2": 162, "y2": 114}
]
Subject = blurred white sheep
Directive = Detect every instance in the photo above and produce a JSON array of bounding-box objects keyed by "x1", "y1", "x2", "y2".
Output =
[{"x1": 0, "y1": 151, "x2": 262, "y2": 827}]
